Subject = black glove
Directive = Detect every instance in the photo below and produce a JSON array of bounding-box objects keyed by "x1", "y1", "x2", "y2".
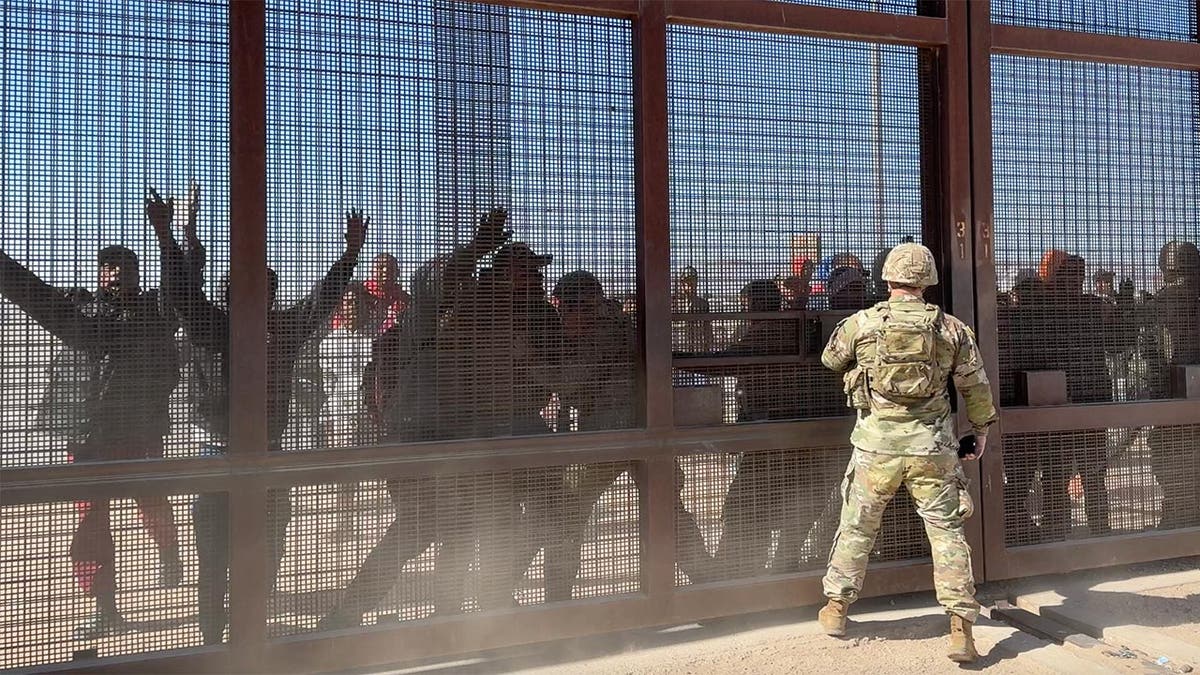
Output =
[{"x1": 957, "y1": 435, "x2": 977, "y2": 459}]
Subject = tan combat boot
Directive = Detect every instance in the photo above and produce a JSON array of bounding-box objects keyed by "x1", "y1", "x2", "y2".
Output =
[
  {"x1": 948, "y1": 615, "x2": 979, "y2": 663},
  {"x1": 818, "y1": 599, "x2": 849, "y2": 637}
]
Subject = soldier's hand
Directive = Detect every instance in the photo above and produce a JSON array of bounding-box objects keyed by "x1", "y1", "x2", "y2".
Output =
[
  {"x1": 473, "y1": 207, "x2": 510, "y2": 252},
  {"x1": 965, "y1": 435, "x2": 986, "y2": 460},
  {"x1": 345, "y1": 208, "x2": 369, "y2": 253},
  {"x1": 145, "y1": 187, "x2": 175, "y2": 234}
]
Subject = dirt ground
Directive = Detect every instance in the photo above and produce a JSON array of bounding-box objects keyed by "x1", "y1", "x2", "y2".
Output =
[
  {"x1": 1125, "y1": 582, "x2": 1200, "y2": 647},
  {"x1": 377, "y1": 560, "x2": 1200, "y2": 675},
  {"x1": 371, "y1": 596, "x2": 1062, "y2": 675},
  {"x1": 508, "y1": 614, "x2": 1050, "y2": 675}
]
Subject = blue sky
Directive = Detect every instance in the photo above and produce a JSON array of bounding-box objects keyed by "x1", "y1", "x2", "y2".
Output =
[
  {"x1": 1, "y1": 0, "x2": 1196, "y2": 304},
  {"x1": 991, "y1": 55, "x2": 1199, "y2": 290}
]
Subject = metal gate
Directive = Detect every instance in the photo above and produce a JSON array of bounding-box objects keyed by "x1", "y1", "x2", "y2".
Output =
[{"x1": 0, "y1": 0, "x2": 1197, "y2": 672}]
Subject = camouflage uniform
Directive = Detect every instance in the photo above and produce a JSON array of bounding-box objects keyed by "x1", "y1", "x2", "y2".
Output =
[{"x1": 821, "y1": 244, "x2": 996, "y2": 623}]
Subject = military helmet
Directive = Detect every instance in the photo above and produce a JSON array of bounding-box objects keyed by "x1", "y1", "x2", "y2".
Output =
[
  {"x1": 1159, "y1": 241, "x2": 1200, "y2": 276},
  {"x1": 880, "y1": 242, "x2": 938, "y2": 288}
]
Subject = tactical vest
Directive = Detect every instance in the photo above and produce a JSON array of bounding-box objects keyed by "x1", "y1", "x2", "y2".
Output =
[{"x1": 858, "y1": 302, "x2": 945, "y2": 404}]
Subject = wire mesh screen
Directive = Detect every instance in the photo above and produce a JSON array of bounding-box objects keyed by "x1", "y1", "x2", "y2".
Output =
[
  {"x1": 666, "y1": 26, "x2": 930, "y2": 426},
  {"x1": 268, "y1": 462, "x2": 640, "y2": 636},
  {"x1": 775, "y1": 0, "x2": 918, "y2": 15},
  {"x1": 0, "y1": 0, "x2": 231, "y2": 468},
  {"x1": 0, "y1": 492, "x2": 222, "y2": 669},
  {"x1": 264, "y1": 0, "x2": 637, "y2": 452},
  {"x1": 674, "y1": 447, "x2": 932, "y2": 586},
  {"x1": 992, "y1": 56, "x2": 1200, "y2": 406},
  {"x1": 1003, "y1": 424, "x2": 1200, "y2": 547},
  {"x1": 991, "y1": 0, "x2": 1198, "y2": 42}
]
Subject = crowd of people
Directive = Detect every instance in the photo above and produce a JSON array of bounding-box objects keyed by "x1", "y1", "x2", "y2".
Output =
[
  {"x1": 0, "y1": 183, "x2": 1196, "y2": 643},
  {"x1": 998, "y1": 243, "x2": 1200, "y2": 542}
]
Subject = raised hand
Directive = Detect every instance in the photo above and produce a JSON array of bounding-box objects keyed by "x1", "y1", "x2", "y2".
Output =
[
  {"x1": 185, "y1": 180, "x2": 201, "y2": 237},
  {"x1": 345, "y1": 208, "x2": 369, "y2": 254},
  {"x1": 145, "y1": 187, "x2": 175, "y2": 235},
  {"x1": 472, "y1": 207, "x2": 511, "y2": 253}
]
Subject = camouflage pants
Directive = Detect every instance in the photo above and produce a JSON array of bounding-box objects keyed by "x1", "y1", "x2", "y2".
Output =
[{"x1": 823, "y1": 449, "x2": 978, "y2": 621}]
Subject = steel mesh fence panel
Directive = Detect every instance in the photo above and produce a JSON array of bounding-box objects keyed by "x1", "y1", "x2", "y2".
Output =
[
  {"x1": 991, "y1": 0, "x2": 1198, "y2": 42},
  {"x1": 0, "y1": 0, "x2": 231, "y2": 469},
  {"x1": 269, "y1": 461, "x2": 640, "y2": 636},
  {"x1": 0, "y1": 492, "x2": 223, "y2": 669},
  {"x1": 776, "y1": 0, "x2": 918, "y2": 15},
  {"x1": 1003, "y1": 424, "x2": 1200, "y2": 547},
  {"x1": 674, "y1": 447, "x2": 932, "y2": 586},
  {"x1": 666, "y1": 26, "x2": 930, "y2": 426},
  {"x1": 992, "y1": 56, "x2": 1200, "y2": 407},
  {"x1": 265, "y1": 0, "x2": 637, "y2": 453}
]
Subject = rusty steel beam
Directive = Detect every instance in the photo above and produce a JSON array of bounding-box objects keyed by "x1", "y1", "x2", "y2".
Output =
[
  {"x1": 634, "y1": 0, "x2": 673, "y2": 432},
  {"x1": 665, "y1": 0, "x2": 949, "y2": 46},
  {"x1": 1, "y1": 418, "x2": 858, "y2": 503},
  {"x1": 228, "y1": 0, "x2": 270, "y2": 665},
  {"x1": 962, "y1": 0, "x2": 1011, "y2": 583},
  {"x1": 989, "y1": 528, "x2": 1200, "y2": 581},
  {"x1": 468, "y1": 0, "x2": 637, "y2": 18},
  {"x1": 1001, "y1": 400, "x2": 1200, "y2": 434},
  {"x1": 993, "y1": 25, "x2": 1200, "y2": 71},
  {"x1": 937, "y1": 0, "x2": 987, "y2": 582},
  {"x1": 19, "y1": 648, "x2": 230, "y2": 675}
]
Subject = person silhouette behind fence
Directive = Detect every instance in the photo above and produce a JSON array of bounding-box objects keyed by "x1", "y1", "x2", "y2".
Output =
[
  {"x1": 1145, "y1": 241, "x2": 1200, "y2": 529},
  {"x1": 319, "y1": 208, "x2": 513, "y2": 630},
  {"x1": 0, "y1": 227, "x2": 182, "y2": 640},
  {"x1": 515, "y1": 270, "x2": 716, "y2": 600},
  {"x1": 1031, "y1": 251, "x2": 1113, "y2": 541},
  {"x1": 425, "y1": 239, "x2": 566, "y2": 614},
  {"x1": 147, "y1": 188, "x2": 366, "y2": 645},
  {"x1": 320, "y1": 282, "x2": 376, "y2": 538},
  {"x1": 997, "y1": 271, "x2": 1047, "y2": 541},
  {"x1": 677, "y1": 280, "x2": 841, "y2": 579},
  {"x1": 364, "y1": 252, "x2": 410, "y2": 334}
]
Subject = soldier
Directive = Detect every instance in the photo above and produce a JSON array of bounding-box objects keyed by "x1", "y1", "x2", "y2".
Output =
[
  {"x1": 672, "y1": 266, "x2": 714, "y2": 390},
  {"x1": 1146, "y1": 241, "x2": 1200, "y2": 529},
  {"x1": 0, "y1": 234, "x2": 182, "y2": 640},
  {"x1": 817, "y1": 243, "x2": 996, "y2": 663},
  {"x1": 1094, "y1": 269, "x2": 1115, "y2": 301}
]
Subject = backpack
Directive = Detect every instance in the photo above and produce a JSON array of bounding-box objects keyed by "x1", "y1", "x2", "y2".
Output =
[
  {"x1": 36, "y1": 344, "x2": 93, "y2": 440},
  {"x1": 35, "y1": 288, "x2": 95, "y2": 440},
  {"x1": 868, "y1": 303, "x2": 944, "y2": 400}
]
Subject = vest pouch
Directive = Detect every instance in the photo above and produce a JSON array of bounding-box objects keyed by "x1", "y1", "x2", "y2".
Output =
[
  {"x1": 843, "y1": 367, "x2": 870, "y2": 410},
  {"x1": 870, "y1": 312, "x2": 940, "y2": 399}
]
